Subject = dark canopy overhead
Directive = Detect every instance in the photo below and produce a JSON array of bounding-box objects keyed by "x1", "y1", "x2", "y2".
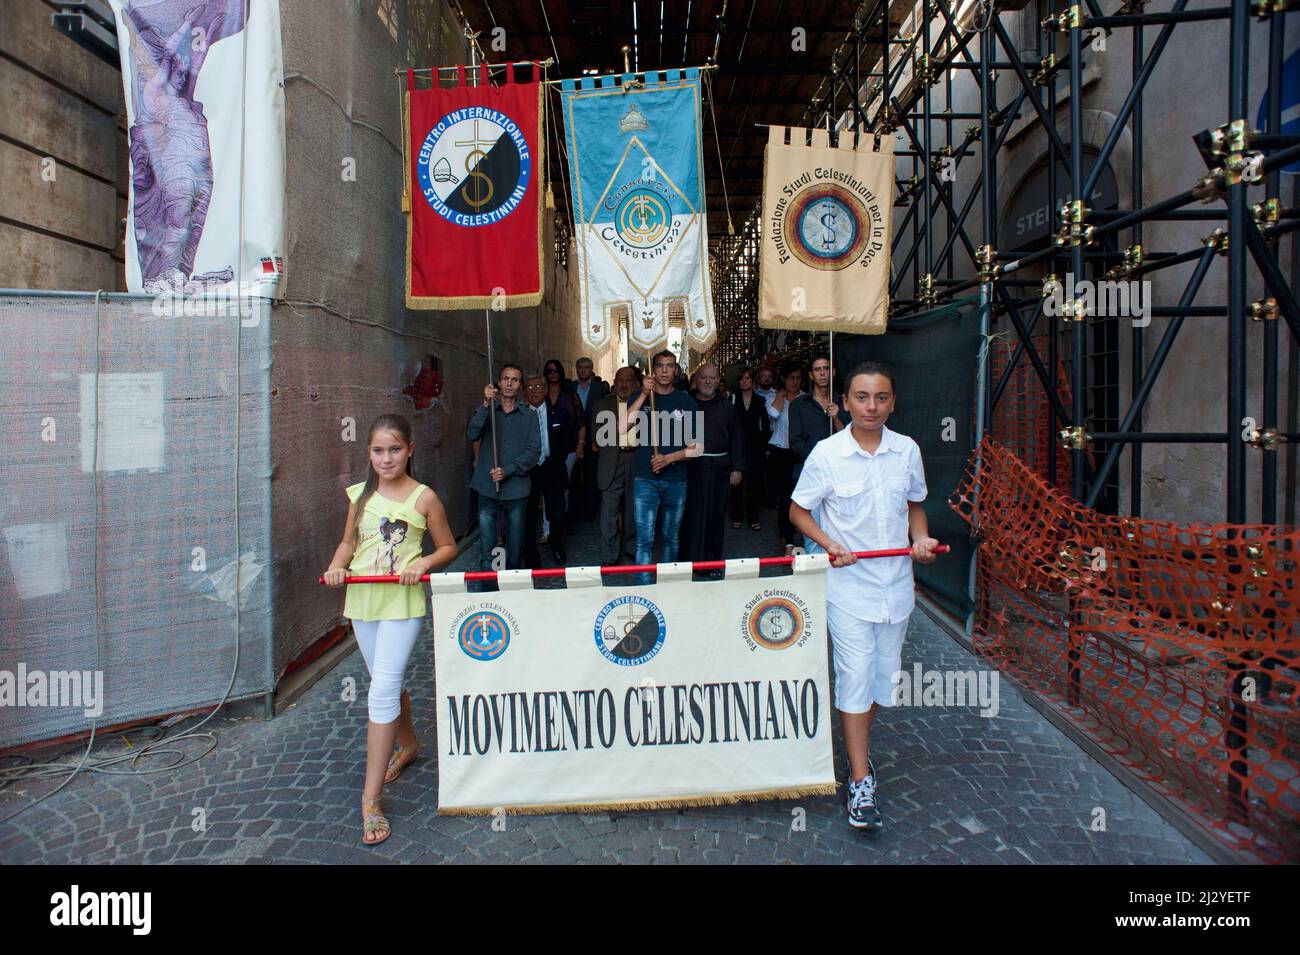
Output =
[{"x1": 457, "y1": 0, "x2": 891, "y2": 250}]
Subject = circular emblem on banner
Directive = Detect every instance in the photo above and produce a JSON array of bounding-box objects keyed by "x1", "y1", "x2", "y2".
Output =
[
  {"x1": 746, "y1": 597, "x2": 806, "y2": 650},
  {"x1": 785, "y1": 183, "x2": 870, "y2": 270},
  {"x1": 594, "y1": 596, "x2": 666, "y2": 666},
  {"x1": 614, "y1": 187, "x2": 671, "y2": 249},
  {"x1": 416, "y1": 109, "x2": 531, "y2": 225},
  {"x1": 458, "y1": 609, "x2": 511, "y2": 661},
  {"x1": 740, "y1": 589, "x2": 813, "y2": 652}
]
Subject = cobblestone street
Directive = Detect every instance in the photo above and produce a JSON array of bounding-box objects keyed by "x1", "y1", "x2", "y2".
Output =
[{"x1": 1, "y1": 511, "x2": 1210, "y2": 864}]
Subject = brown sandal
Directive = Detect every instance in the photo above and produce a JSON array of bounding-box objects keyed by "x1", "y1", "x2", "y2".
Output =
[
  {"x1": 384, "y1": 741, "x2": 421, "y2": 784},
  {"x1": 361, "y1": 797, "x2": 390, "y2": 846}
]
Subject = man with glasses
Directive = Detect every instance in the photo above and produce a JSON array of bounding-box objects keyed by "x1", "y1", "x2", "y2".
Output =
[{"x1": 521, "y1": 373, "x2": 553, "y2": 569}]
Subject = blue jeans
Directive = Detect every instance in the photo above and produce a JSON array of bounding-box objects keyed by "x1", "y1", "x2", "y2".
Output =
[
  {"x1": 633, "y1": 477, "x2": 687, "y2": 583},
  {"x1": 477, "y1": 496, "x2": 526, "y2": 575}
]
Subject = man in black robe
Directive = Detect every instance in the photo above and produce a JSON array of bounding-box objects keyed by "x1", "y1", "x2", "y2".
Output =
[{"x1": 682, "y1": 363, "x2": 743, "y2": 563}]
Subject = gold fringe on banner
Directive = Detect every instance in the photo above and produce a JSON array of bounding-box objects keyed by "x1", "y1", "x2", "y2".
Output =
[{"x1": 435, "y1": 782, "x2": 839, "y2": 816}]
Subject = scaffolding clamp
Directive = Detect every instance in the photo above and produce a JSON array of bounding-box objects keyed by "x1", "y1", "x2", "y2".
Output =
[
  {"x1": 1209, "y1": 119, "x2": 1253, "y2": 157},
  {"x1": 1245, "y1": 426, "x2": 1285, "y2": 451},
  {"x1": 1041, "y1": 272, "x2": 1060, "y2": 298},
  {"x1": 966, "y1": 122, "x2": 983, "y2": 142},
  {"x1": 914, "y1": 54, "x2": 940, "y2": 88},
  {"x1": 930, "y1": 145, "x2": 955, "y2": 175},
  {"x1": 1245, "y1": 543, "x2": 1270, "y2": 578},
  {"x1": 1061, "y1": 298, "x2": 1088, "y2": 323},
  {"x1": 1254, "y1": 0, "x2": 1285, "y2": 18},
  {"x1": 877, "y1": 103, "x2": 899, "y2": 134},
  {"x1": 1056, "y1": 548, "x2": 1084, "y2": 581},
  {"x1": 896, "y1": 173, "x2": 921, "y2": 202},
  {"x1": 977, "y1": 245, "x2": 1000, "y2": 283},
  {"x1": 1059, "y1": 426, "x2": 1090, "y2": 451},
  {"x1": 1042, "y1": 4, "x2": 1085, "y2": 31},
  {"x1": 1032, "y1": 54, "x2": 1059, "y2": 87},
  {"x1": 1193, "y1": 172, "x2": 1226, "y2": 203},
  {"x1": 1209, "y1": 598, "x2": 1234, "y2": 628},
  {"x1": 1117, "y1": 0, "x2": 1148, "y2": 13},
  {"x1": 1106, "y1": 244, "x2": 1144, "y2": 280},
  {"x1": 1054, "y1": 200, "x2": 1095, "y2": 247},
  {"x1": 1225, "y1": 150, "x2": 1266, "y2": 185},
  {"x1": 1250, "y1": 297, "x2": 1278, "y2": 322},
  {"x1": 918, "y1": 273, "x2": 939, "y2": 307},
  {"x1": 1202, "y1": 227, "x2": 1229, "y2": 254},
  {"x1": 1254, "y1": 197, "x2": 1281, "y2": 230}
]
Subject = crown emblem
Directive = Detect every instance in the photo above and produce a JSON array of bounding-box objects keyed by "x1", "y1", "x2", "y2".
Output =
[{"x1": 619, "y1": 104, "x2": 649, "y2": 133}]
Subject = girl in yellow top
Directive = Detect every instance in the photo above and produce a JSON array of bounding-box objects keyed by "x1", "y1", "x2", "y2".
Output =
[{"x1": 323, "y1": 414, "x2": 456, "y2": 845}]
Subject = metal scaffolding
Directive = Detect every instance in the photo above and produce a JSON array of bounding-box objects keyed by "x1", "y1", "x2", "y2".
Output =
[{"x1": 706, "y1": 0, "x2": 1300, "y2": 524}]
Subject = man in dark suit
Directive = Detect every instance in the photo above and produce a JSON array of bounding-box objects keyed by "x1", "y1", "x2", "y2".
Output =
[
  {"x1": 541, "y1": 360, "x2": 583, "y2": 564},
  {"x1": 521, "y1": 373, "x2": 553, "y2": 569},
  {"x1": 591, "y1": 366, "x2": 640, "y2": 565},
  {"x1": 572, "y1": 356, "x2": 610, "y2": 522}
]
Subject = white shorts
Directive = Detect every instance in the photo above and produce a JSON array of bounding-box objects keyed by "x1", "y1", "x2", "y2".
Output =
[{"x1": 826, "y1": 603, "x2": 909, "y2": 713}]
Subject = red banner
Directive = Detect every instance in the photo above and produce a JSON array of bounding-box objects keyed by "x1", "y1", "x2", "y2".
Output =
[{"x1": 404, "y1": 64, "x2": 544, "y2": 308}]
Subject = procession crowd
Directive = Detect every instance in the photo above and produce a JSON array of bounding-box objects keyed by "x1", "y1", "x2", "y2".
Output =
[
  {"x1": 325, "y1": 350, "x2": 938, "y2": 843},
  {"x1": 465, "y1": 350, "x2": 851, "y2": 575}
]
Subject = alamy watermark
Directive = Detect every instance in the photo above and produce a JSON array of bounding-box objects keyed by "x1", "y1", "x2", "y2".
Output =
[
  {"x1": 1042, "y1": 272, "x2": 1151, "y2": 326},
  {"x1": 150, "y1": 279, "x2": 274, "y2": 324},
  {"x1": 0, "y1": 663, "x2": 104, "y2": 718},
  {"x1": 50, "y1": 885, "x2": 150, "y2": 934},
  {"x1": 890, "y1": 664, "x2": 1000, "y2": 718},
  {"x1": 592, "y1": 407, "x2": 704, "y2": 451}
]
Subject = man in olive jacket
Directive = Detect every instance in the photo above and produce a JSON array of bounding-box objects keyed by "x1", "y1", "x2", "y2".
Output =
[{"x1": 590, "y1": 366, "x2": 640, "y2": 565}]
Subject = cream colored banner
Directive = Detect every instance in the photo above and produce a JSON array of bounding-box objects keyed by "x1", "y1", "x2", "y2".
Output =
[
  {"x1": 759, "y1": 126, "x2": 894, "y2": 334},
  {"x1": 430, "y1": 559, "x2": 836, "y2": 814}
]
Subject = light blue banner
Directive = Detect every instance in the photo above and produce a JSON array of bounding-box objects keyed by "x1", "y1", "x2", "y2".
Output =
[{"x1": 561, "y1": 69, "x2": 713, "y2": 354}]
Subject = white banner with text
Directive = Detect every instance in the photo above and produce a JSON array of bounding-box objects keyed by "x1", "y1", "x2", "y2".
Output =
[{"x1": 430, "y1": 558, "x2": 836, "y2": 814}]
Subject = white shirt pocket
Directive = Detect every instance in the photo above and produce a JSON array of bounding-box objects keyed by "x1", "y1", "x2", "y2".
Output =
[
  {"x1": 828, "y1": 479, "x2": 864, "y2": 519},
  {"x1": 886, "y1": 473, "x2": 911, "y2": 515}
]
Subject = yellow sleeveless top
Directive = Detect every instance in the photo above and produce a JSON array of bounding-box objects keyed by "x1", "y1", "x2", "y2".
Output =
[{"x1": 343, "y1": 481, "x2": 429, "y2": 621}]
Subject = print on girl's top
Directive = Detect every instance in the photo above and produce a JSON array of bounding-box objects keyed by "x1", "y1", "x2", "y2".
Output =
[
  {"x1": 344, "y1": 481, "x2": 428, "y2": 622},
  {"x1": 376, "y1": 518, "x2": 410, "y2": 574}
]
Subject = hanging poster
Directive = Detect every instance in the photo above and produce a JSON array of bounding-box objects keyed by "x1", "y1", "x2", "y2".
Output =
[
  {"x1": 109, "y1": 0, "x2": 287, "y2": 297},
  {"x1": 561, "y1": 69, "x2": 714, "y2": 354},
  {"x1": 405, "y1": 63, "x2": 545, "y2": 309},
  {"x1": 759, "y1": 126, "x2": 894, "y2": 334}
]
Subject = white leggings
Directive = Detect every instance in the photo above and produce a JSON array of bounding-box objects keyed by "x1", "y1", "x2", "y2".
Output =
[{"x1": 351, "y1": 618, "x2": 423, "y2": 724}]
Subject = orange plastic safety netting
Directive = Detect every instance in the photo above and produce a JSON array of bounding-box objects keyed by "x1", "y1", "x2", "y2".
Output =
[
  {"x1": 949, "y1": 438, "x2": 1300, "y2": 862},
  {"x1": 986, "y1": 333, "x2": 1074, "y2": 489}
]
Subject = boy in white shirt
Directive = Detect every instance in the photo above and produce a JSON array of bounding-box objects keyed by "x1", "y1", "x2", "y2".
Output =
[{"x1": 790, "y1": 361, "x2": 940, "y2": 831}]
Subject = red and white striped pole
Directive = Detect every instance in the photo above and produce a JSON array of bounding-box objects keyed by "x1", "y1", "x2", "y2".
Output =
[{"x1": 320, "y1": 544, "x2": 950, "y2": 584}]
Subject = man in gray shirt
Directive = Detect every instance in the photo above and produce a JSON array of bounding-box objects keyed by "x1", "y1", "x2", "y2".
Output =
[{"x1": 467, "y1": 363, "x2": 541, "y2": 573}]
